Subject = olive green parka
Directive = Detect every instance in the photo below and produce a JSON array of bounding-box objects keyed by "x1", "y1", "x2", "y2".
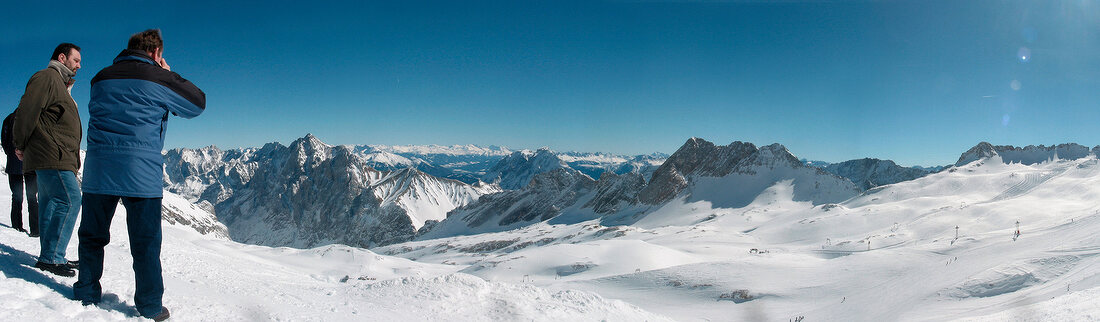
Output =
[{"x1": 13, "y1": 63, "x2": 83, "y2": 173}]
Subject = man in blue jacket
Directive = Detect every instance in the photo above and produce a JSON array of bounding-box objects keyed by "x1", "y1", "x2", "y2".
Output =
[{"x1": 73, "y1": 29, "x2": 204, "y2": 322}]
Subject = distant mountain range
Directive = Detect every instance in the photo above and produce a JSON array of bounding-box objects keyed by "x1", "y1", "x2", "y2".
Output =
[
  {"x1": 423, "y1": 138, "x2": 862, "y2": 238},
  {"x1": 954, "y1": 142, "x2": 1099, "y2": 167},
  {"x1": 162, "y1": 135, "x2": 1100, "y2": 248},
  {"x1": 162, "y1": 134, "x2": 666, "y2": 248}
]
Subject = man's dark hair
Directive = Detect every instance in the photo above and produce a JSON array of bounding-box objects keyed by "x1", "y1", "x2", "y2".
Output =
[
  {"x1": 51, "y1": 43, "x2": 81, "y2": 61},
  {"x1": 127, "y1": 29, "x2": 163, "y2": 53}
]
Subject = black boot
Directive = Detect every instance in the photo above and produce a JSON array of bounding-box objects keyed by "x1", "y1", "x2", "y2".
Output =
[
  {"x1": 33, "y1": 261, "x2": 75, "y2": 277},
  {"x1": 150, "y1": 307, "x2": 170, "y2": 321}
]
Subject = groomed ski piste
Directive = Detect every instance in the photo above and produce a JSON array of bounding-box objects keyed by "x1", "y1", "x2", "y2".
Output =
[{"x1": 1, "y1": 153, "x2": 1099, "y2": 321}]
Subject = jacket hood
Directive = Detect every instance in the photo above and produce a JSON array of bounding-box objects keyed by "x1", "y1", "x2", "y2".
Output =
[{"x1": 113, "y1": 49, "x2": 158, "y2": 65}]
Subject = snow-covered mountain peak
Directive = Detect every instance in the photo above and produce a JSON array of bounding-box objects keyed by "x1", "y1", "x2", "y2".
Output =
[
  {"x1": 637, "y1": 138, "x2": 857, "y2": 206},
  {"x1": 956, "y1": 142, "x2": 998, "y2": 166},
  {"x1": 682, "y1": 137, "x2": 710, "y2": 149},
  {"x1": 955, "y1": 142, "x2": 1093, "y2": 167},
  {"x1": 481, "y1": 148, "x2": 571, "y2": 190},
  {"x1": 749, "y1": 143, "x2": 802, "y2": 168},
  {"x1": 291, "y1": 133, "x2": 330, "y2": 152},
  {"x1": 824, "y1": 158, "x2": 931, "y2": 190},
  {"x1": 360, "y1": 149, "x2": 416, "y2": 167},
  {"x1": 369, "y1": 143, "x2": 514, "y2": 156},
  {"x1": 527, "y1": 168, "x2": 595, "y2": 192},
  {"x1": 162, "y1": 136, "x2": 499, "y2": 248}
]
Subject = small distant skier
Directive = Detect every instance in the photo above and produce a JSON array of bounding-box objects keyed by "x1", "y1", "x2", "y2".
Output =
[{"x1": 1014, "y1": 220, "x2": 1021, "y2": 241}]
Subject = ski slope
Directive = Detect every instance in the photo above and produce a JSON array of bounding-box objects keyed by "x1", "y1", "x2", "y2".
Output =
[{"x1": 379, "y1": 155, "x2": 1100, "y2": 321}]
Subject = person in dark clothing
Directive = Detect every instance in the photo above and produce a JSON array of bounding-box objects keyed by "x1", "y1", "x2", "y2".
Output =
[
  {"x1": 1, "y1": 112, "x2": 39, "y2": 237},
  {"x1": 74, "y1": 29, "x2": 204, "y2": 322}
]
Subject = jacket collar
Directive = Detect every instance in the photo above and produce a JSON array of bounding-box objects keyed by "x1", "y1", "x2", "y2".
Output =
[
  {"x1": 113, "y1": 49, "x2": 158, "y2": 66},
  {"x1": 47, "y1": 60, "x2": 75, "y2": 80}
]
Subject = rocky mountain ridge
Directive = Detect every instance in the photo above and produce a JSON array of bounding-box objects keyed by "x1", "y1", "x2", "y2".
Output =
[
  {"x1": 823, "y1": 158, "x2": 931, "y2": 190},
  {"x1": 955, "y1": 142, "x2": 1097, "y2": 166},
  {"x1": 163, "y1": 134, "x2": 496, "y2": 248},
  {"x1": 163, "y1": 135, "x2": 1100, "y2": 248},
  {"x1": 422, "y1": 138, "x2": 862, "y2": 238}
]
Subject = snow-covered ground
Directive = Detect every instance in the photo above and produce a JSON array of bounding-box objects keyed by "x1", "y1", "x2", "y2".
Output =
[
  {"x1": 0, "y1": 161, "x2": 667, "y2": 321},
  {"x1": 2, "y1": 153, "x2": 1099, "y2": 321},
  {"x1": 379, "y1": 155, "x2": 1100, "y2": 321}
]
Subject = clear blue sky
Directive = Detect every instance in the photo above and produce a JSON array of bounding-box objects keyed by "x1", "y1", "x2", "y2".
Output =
[{"x1": 2, "y1": 1, "x2": 1098, "y2": 167}]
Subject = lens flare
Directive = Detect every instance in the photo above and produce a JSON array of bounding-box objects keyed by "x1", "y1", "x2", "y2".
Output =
[
  {"x1": 1011, "y1": 80, "x2": 1022, "y2": 91},
  {"x1": 1002, "y1": 114, "x2": 1010, "y2": 127},
  {"x1": 1017, "y1": 47, "x2": 1031, "y2": 62}
]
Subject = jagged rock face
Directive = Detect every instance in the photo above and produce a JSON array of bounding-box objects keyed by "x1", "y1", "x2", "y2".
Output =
[
  {"x1": 419, "y1": 137, "x2": 859, "y2": 240},
  {"x1": 465, "y1": 168, "x2": 595, "y2": 227},
  {"x1": 216, "y1": 142, "x2": 400, "y2": 248},
  {"x1": 163, "y1": 134, "x2": 495, "y2": 248},
  {"x1": 582, "y1": 172, "x2": 646, "y2": 214},
  {"x1": 955, "y1": 142, "x2": 1093, "y2": 167},
  {"x1": 637, "y1": 138, "x2": 759, "y2": 205},
  {"x1": 481, "y1": 148, "x2": 570, "y2": 190},
  {"x1": 824, "y1": 158, "x2": 930, "y2": 190},
  {"x1": 663, "y1": 138, "x2": 759, "y2": 177},
  {"x1": 164, "y1": 146, "x2": 258, "y2": 204},
  {"x1": 637, "y1": 138, "x2": 857, "y2": 207},
  {"x1": 636, "y1": 163, "x2": 690, "y2": 206}
]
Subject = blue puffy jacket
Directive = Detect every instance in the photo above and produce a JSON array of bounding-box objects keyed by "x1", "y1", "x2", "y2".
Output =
[{"x1": 84, "y1": 49, "x2": 205, "y2": 198}]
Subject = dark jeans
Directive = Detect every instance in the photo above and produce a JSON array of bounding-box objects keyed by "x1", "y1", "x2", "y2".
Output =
[
  {"x1": 74, "y1": 193, "x2": 164, "y2": 318},
  {"x1": 8, "y1": 172, "x2": 39, "y2": 234},
  {"x1": 35, "y1": 169, "x2": 80, "y2": 265}
]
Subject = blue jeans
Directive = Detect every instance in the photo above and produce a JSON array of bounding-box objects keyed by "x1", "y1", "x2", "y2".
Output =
[
  {"x1": 73, "y1": 193, "x2": 164, "y2": 318},
  {"x1": 35, "y1": 169, "x2": 80, "y2": 265}
]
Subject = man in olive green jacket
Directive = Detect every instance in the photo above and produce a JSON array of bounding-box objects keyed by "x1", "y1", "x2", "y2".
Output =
[{"x1": 13, "y1": 43, "x2": 84, "y2": 277}]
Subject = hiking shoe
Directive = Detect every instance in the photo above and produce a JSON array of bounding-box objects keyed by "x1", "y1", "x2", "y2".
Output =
[
  {"x1": 66, "y1": 260, "x2": 79, "y2": 270},
  {"x1": 14, "y1": 227, "x2": 26, "y2": 233},
  {"x1": 28, "y1": 232, "x2": 39, "y2": 238},
  {"x1": 33, "y1": 261, "x2": 75, "y2": 277},
  {"x1": 149, "y1": 307, "x2": 170, "y2": 321}
]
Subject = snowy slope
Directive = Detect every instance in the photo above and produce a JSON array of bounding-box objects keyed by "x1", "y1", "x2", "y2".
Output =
[
  {"x1": 480, "y1": 148, "x2": 573, "y2": 190},
  {"x1": 0, "y1": 170, "x2": 668, "y2": 320},
  {"x1": 6, "y1": 144, "x2": 1100, "y2": 320},
  {"x1": 370, "y1": 167, "x2": 497, "y2": 230},
  {"x1": 0, "y1": 216, "x2": 665, "y2": 321},
  {"x1": 383, "y1": 153, "x2": 1100, "y2": 321},
  {"x1": 421, "y1": 168, "x2": 597, "y2": 239}
]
